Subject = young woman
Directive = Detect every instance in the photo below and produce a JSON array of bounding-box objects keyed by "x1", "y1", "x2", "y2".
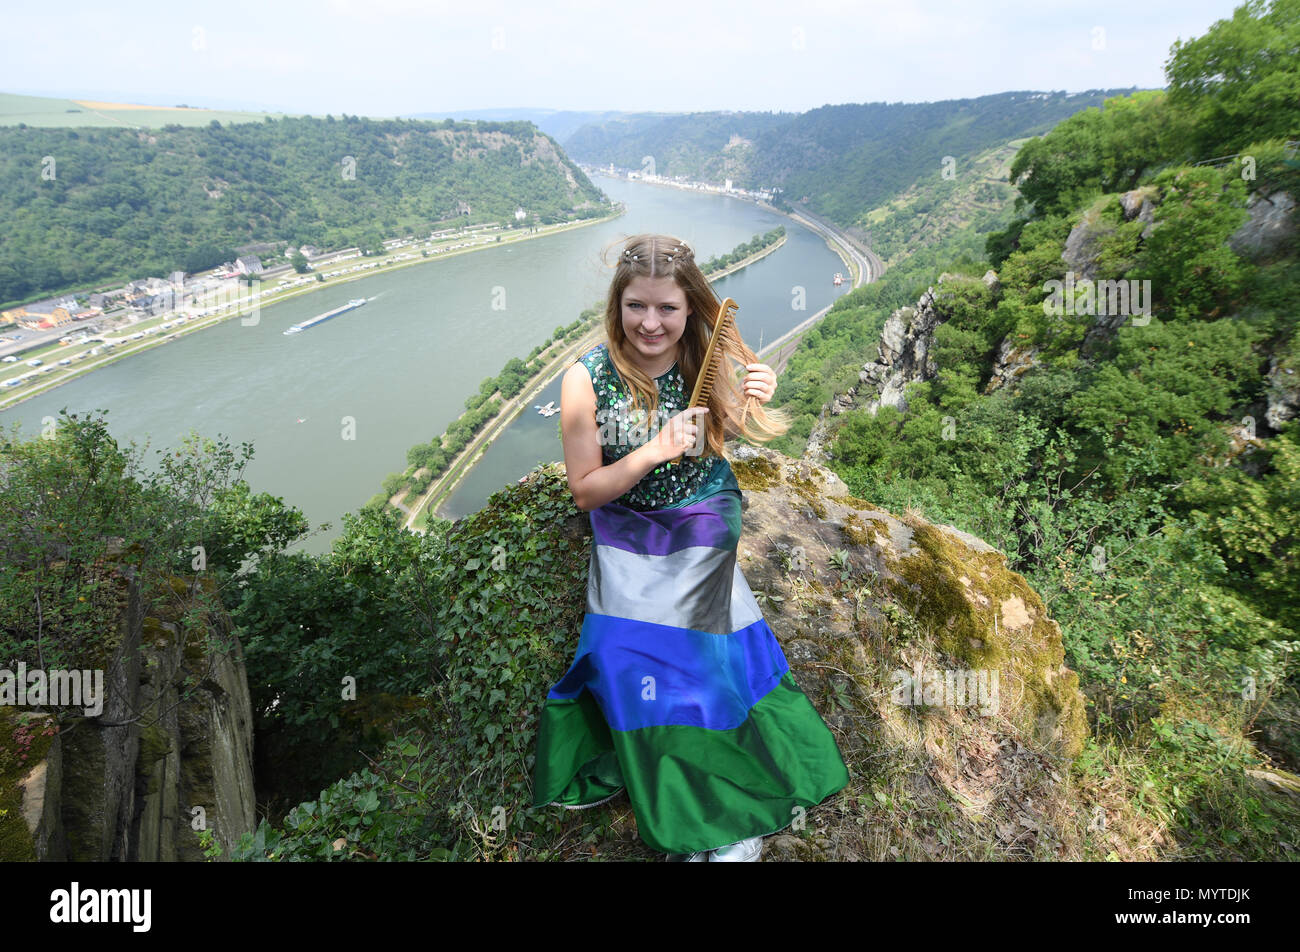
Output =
[{"x1": 530, "y1": 233, "x2": 849, "y2": 861}]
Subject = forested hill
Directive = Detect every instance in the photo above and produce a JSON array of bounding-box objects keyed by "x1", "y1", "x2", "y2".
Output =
[
  {"x1": 0, "y1": 116, "x2": 608, "y2": 306},
  {"x1": 563, "y1": 89, "x2": 1142, "y2": 226}
]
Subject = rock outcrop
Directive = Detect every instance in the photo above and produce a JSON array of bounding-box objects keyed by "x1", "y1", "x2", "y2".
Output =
[
  {"x1": 720, "y1": 445, "x2": 1089, "y2": 858},
  {"x1": 806, "y1": 271, "x2": 1005, "y2": 461},
  {"x1": 1, "y1": 557, "x2": 256, "y2": 861},
  {"x1": 857, "y1": 290, "x2": 943, "y2": 417},
  {"x1": 805, "y1": 288, "x2": 942, "y2": 461},
  {"x1": 1229, "y1": 189, "x2": 1296, "y2": 258}
]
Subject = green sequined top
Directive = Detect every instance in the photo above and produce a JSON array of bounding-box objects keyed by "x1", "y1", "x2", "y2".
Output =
[{"x1": 577, "y1": 342, "x2": 736, "y2": 511}]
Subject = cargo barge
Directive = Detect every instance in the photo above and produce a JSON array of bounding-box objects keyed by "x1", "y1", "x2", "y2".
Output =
[{"x1": 284, "y1": 298, "x2": 367, "y2": 335}]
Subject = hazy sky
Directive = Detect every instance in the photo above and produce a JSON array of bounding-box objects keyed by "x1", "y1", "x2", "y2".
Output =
[{"x1": 0, "y1": 0, "x2": 1247, "y2": 116}]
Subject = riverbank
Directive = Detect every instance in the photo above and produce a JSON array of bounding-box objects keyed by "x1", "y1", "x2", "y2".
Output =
[
  {"x1": 753, "y1": 206, "x2": 883, "y2": 372},
  {"x1": 400, "y1": 233, "x2": 791, "y2": 529},
  {"x1": 0, "y1": 207, "x2": 624, "y2": 414}
]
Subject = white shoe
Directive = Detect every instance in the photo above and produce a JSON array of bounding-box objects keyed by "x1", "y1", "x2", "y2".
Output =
[{"x1": 708, "y1": 835, "x2": 764, "y2": 862}]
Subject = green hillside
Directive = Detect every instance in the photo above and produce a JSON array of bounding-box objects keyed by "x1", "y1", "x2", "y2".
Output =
[{"x1": 0, "y1": 115, "x2": 607, "y2": 306}]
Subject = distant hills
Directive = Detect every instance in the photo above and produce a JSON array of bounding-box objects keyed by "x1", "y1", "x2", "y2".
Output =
[{"x1": 561, "y1": 90, "x2": 1146, "y2": 230}]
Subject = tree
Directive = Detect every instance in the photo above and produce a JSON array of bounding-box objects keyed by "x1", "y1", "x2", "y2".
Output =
[
  {"x1": 1165, "y1": 0, "x2": 1300, "y2": 158},
  {"x1": 1008, "y1": 91, "x2": 1168, "y2": 218},
  {"x1": 1131, "y1": 166, "x2": 1251, "y2": 322}
]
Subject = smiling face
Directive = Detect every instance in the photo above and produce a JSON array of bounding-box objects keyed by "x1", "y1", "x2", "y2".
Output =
[{"x1": 620, "y1": 274, "x2": 691, "y2": 374}]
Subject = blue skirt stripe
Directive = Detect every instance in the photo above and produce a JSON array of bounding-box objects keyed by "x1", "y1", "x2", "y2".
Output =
[{"x1": 546, "y1": 612, "x2": 791, "y2": 731}]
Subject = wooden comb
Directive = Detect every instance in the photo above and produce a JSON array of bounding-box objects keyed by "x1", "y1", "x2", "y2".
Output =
[{"x1": 669, "y1": 296, "x2": 739, "y2": 464}]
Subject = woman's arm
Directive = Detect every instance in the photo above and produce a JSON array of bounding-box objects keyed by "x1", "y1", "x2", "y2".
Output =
[{"x1": 561, "y1": 363, "x2": 667, "y2": 512}]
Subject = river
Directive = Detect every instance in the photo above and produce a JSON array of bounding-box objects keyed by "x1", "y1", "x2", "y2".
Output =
[{"x1": 0, "y1": 175, "x2": 852, "y2": 553}]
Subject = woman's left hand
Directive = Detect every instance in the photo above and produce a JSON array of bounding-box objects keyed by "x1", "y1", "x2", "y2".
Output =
[{"x1": 742, "y1": 363, "x2": 777, "y2": 404}]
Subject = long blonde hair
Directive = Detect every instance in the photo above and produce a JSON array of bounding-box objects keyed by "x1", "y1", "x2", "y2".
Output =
[{"x1": 599, "y1": 233, "x2": 790, "y2": 460}]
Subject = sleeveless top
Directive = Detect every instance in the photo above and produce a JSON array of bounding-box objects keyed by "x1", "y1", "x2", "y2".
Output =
[{"x1": 576, "y1": 342, "x2": 739, "y2": 511}]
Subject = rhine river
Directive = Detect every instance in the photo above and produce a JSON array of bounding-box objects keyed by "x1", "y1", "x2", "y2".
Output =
[{"x1": 0, "y1": 175, "x2": 852, "y2": 554}]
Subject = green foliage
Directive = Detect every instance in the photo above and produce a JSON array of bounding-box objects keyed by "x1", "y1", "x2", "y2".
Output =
[
  {"x1": 980, "y1": 215, "x2": 1080, "y2": 355},
  {"x1": 698, "y1": 227, "x2": 784, "y2": 271},
  {"x1": 233, "y1": 505, "x2": 438, "y2": 804},
  {"x1": 196, "y1": 827, "x2": 223, "y2": 860},
  {"x1": 496, "y1": 358, "x2": 530, "y2": 399},
  {"x1": 1065, "y1": 317, "x2": 1263, "y2": 489},
  {"x1": 1165, "y1": 0, "x2": 1300, "y2": 159},
  {"x1": 236, "y1": 506, "x2": 431, "y2": 745},
  {"x1": 1140, "y1": 710, "x2": 1300, "y2": 860},
  {"x1": 984, "y1": 217, "x2": 1027, "y2": 268},
  {"x1": 234, "y1": 468, "x2": 593, "y2": 860},
  {"x1": 0, "y1": 409, "x2": 305, "y2": 671},
  {"x1": 1132, "y1": 166, "x2": 1252, "y2": 320},
  {"x1": 1181, "y1": 426, "x2": 1300, "y2": 622},
  {"x1": 926, "y1": 281, "x2": 1003, "y2": 412},
  {"x1": 1008, "y1": 91, "x2": 1170, "y2": 218},
  {"x1": 769, "y1": 227, "x2": 999, "y2": 457},
  {"x1": 232, "y1": 764, "x2": 441, "y2": 862}
]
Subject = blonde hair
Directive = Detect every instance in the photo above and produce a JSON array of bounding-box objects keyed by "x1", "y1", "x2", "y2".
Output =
[{"x1": 599, "y1": 233, "x2": 790, "y2": 459}]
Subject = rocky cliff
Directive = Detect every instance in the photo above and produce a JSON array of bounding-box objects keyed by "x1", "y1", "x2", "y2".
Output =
[
  {"x1": 805, "y1": 272, "x2": 997, "y2": 462},
  {"x1": 807, "y1": 186, "x2": 1299, "y2": 460},
  {"x1": 1, "y1": 550, "x2": 256, "y2": 861}
]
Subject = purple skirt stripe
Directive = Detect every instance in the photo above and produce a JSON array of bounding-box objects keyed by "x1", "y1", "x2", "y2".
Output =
[{"x1": 589, "y1": 492, "x2": 741, "y2": 557}]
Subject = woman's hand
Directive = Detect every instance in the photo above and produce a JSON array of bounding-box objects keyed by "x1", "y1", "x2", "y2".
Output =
[
  {"x1": 742, "y1": 363, "x2": 777, "y2": 404},
  {"x1": 654, "y1": 406, "x2": 709, "y2": 462}
]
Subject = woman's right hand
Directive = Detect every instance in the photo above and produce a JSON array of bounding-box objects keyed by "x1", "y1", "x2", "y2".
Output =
[{"x1": 654, "y1": 407, "x2": 709, "y2": 463}]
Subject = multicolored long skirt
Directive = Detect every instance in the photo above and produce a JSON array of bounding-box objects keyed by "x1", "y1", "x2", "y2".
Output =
[{"x1": 530, "y1": 484, "x2": 850, "y2": 854}]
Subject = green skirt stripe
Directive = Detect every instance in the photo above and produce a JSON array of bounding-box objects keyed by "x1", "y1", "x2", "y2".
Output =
[{"x1": 532, "y1": 671, "x2": 849, "y2": 853}]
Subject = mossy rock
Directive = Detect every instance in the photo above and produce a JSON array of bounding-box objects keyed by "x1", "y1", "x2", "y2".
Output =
[
  {"x1": 137, "y1": 720, "x2": 174, "y2": 800},
  {"x1": 732, "y1": 454, "x2": 781, "y2": 491},
  {"x1": 840, "y1": 512, "x2": 884, "y2": 548},
  {"x1": 883, "y1": 520, "x2": 1088, "y2": 759}
]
